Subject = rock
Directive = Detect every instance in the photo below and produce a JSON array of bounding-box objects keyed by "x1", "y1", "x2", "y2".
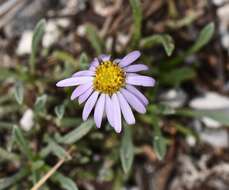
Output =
[
  {"x1": 189, "y1": 92, "x2": 229, "y2": 128},
  {"x1": 42, "y1": 21, "x2": 61, "y2": 48},
  {"x1": 200, "y1": 128, "x2": 229, "y2": 148},
  {"x1": 16, "y1": 31, "x2": 33, "y2": 55},
  {"x1": 159, "y1": 88, "x2": 187, "y2": 108},
  {"x1": 20, "y1": 109, "x2": 34, "y2": 131}
]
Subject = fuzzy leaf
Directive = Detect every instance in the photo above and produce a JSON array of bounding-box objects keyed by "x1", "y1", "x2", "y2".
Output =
[
  {"x1": 140, "y1": 34, "x2": 175, "y2": 56},
  {"x1": 13, "y1": 126, "x2": 34, "y2": 160},
  {"x1": 153, "y1": 133, "x2": 166, "y2": 160},
  {"x1": 79, "y1": 53, "x2": 89, "y2": 70},
  {"x1": 29, "y1": 19, "x2": 46, "y2": 74},
  {"x1": 86, "y1": 25, "x2": 104, "y2": 55},
  {"x1": 56, "y1": 119, "x2": 94, "y2": 144},
  {"x1": 14, "y1": 81, "x2": 24, "y2": 105},
  {"x1": 190, "y1": 22, "x2": 215, "y2": 53},
  {"x1": 120, "y1": 127, "x2": 134, "y2": 173},
  {"x1": 34, "y1": 94, "x2": 47, "y2": 113},
  {"x1": 55, "y1": 104, "x2": 65, "y2": 119},
  {"x1": 129, "y1": 0, "x2": 142, "y2": 47},
  {"x1": 53, "y1": 173, "x2": 78, "y2": 190}
]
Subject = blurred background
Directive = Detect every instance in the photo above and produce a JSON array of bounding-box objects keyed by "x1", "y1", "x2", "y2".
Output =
[{"x1": 0, "y1": 0, "x2": 229, "y2": 190}]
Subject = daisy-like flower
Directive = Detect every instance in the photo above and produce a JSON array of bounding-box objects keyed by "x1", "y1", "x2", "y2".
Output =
[{"x1": 56, "y1": 51, "x2": 155, "y2": 133}]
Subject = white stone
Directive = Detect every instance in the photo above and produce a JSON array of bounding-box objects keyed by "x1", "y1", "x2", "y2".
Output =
[
  {"x1": 190, "y1": 92, "x2": 229, "y2": 128},
  {"x1": 186, "y1": 136, "x2": 196, "y2": 146},
  {"x1": 190, "y1": 92, "x2": 229, "y2": 109},
  {"x1": 16, "y1": 31, "x2": 33, "y2": 55},
  {"x1": 42, "y1": 21, "x2": 60, "y2": 48},
  {"x1": 200, "y1": 129, "x2": 228, "y2": 148},
  {"x1": 20, "y1": 109, "x2": 34, "y2": 131},
  {"x1": 160, "y1": 88, "x2": 187, "y2": 108}
]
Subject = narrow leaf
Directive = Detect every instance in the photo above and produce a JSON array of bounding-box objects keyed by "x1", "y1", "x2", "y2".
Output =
[
  {"x1": 56, "y1": 119, "x2": 94, "y2": 144},
  {"x1": 14, "y1": 81, "x2": 24, "y2": 104},
  {"x1": 29, "y1": 19, "x2": 46, "y2": 74},
  {"x1": 120, "y1": 127, "x2": 134, "y2": 173},
  {"x1": 34, "y1": 94, "x2": 47, "y2": 113},
  {"x1": 79, "y1": 53, "x2": 89, "y2": 70},
  {"x1": 153, "y1": 134, "x2": 166, "y2": 160},
  {"x1": 55, "y1": 104, "x2": 65, "y2": 119},
  {"x1": 86, "y1": 25, "x2": 104, "y2": 55},
  {"x1": 190, "y1": 22, "x2": 215, "y2": 53},
  {"x1": 129, "y1": 0, "x2": 143, "y2": 47},
  {"x1": 161, "y1": 67, "x2": 196, "y2": 86},
  {"x1": 140, "y1": 34, "x2": 175, "y2": 56},
  {"x1": 0, "y1": 167, "x2": 29, "y2": 190},
  {"x1": 13, "y1": 126, "x2": 34, "y2": 160},
  {"x1": 53, "y1": 173, "x2": 78, "y2": 190}
]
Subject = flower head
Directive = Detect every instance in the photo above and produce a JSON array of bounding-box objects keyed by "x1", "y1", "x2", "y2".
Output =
[{"x1": 56, "y1": 51, "x2": 155, "y2": 133}]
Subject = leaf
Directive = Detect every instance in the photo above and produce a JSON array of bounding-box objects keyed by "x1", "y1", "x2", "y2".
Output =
[
  {"x1": 55, "y1": 104, "x2": 65, "y2": 119},
  {"x1": 29, "y1": 19, "x2": 46, "y2": 74},
  {"x1": 120, "y1": 127, "x2": 134, "y2": 173},
  {"x1": 0, "y1": 167, "x2": 29, "y2": 190},
  {"x1": 129, "y1": 0, "x2": 142, "y2": 47},
  {"x1": 85, "y1": 25, "x2": 104, "y2": 55},
  {"x1": 52, "y1": 51, "x2": 77, "y2": 65},
  {"x1": 34, "y1": 94, "x2": 47, "y2": 113},
  {"x1": 13, "y1": 126, "x2": 34, "y2": 160},
  {"x1": 13, "y1": 81, "x2": 24, "y2": 104},
  {"x1": 153, "y1": 133, "x2": 166, "y2": 160},
  {"x1": 152, "y1": 119, "x2": 166, "y2": 160},
  {"x1": 161, "y1": 67, "x2": 196, "y2": 86},
  {"x1": 53, "y1": 173, "x2": 78, "y2": 190},
  {"x1": 190, "y1": 22, "x2": 215, "y2": 53},
  {"x1": 177, "y1": 109, "x2": 229, "y2": 126},
  {"x1": 79, "y1": 53, "x2": 89, "y2": 70},
  {"x1": 140, "y1": 34, "x2": 175, "y2": 56},
  {"x1": 56, "y1": 119, "x2": 94, "y2": 144}
]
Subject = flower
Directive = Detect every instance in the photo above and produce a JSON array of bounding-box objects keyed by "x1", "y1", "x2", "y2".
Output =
[{"x1": 56, "y1": 51, "x2": 155, "y2": 133}]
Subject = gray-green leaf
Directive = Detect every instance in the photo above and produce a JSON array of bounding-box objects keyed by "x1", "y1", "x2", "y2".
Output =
[
  {"x1": 14, "y1": 81, "x2": 24, "y2": 104},
  {"x1": 29, "y1": 19, "x2": 46, "y2": 74},
  {"x1": 140, "y1": 34, "x2": 175, "y2": 56},
  {"x1": 153, "y1": 134, "x2": 166, "y2": 161},
  {"x1": 85, "y1": 25, "x2": 104, "y2": 55},
  {"x1": 56, "y1": 119, "x2": 94, "y2": 144},
  {"x1": 129, "y1": 0, "x2": 142, "y2": 48},
  {"x1": 190, "y1": 22, "x2": 215, "y2": 53},
  {"x1": 79, "y1": 53, "x2": 89, "y2": 70},
  {"x1": 120, "y1": 127, "x2": 134, "y2": 173},
  {"x1": 13, "y1": 125, "x2": 34, "y2": 160},
  {"x1": 34, "y1": 94, "x2": 47, "y2": 113},
  {"x1": 53, "y1": 173, "x2": 78, "y2": 190},
  {"x1": 55, "y1": 104, "x2": 65, "y2": 119}
]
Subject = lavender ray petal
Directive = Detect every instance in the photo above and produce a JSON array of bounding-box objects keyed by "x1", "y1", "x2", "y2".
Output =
[
  {"x1": 70, "y1": 82, "x2": 92, "y2": 100},
  {"x1": 56, "y1": 77, "x2": 93, "y2": 87},
  {"x1": 82, "y1": 91, "x2": 99, "y2": 121},
  {"x1": 119, "y1": 50, "x2": 141, "y2": 67},
  {"x1": 111, "y1": 93, "x2": 122, "y2": 133},
  {"x1": 124, "y1": 64, "x2": 149, "y2": 72},
  {"x1": 121, "y1": 88, "x2": 146, "y2": 114},
  {"x1": 117, "y1": 92, "x2": 135, "y2": 125},
  {"x1": 78, "y1": 87, "x2": 93, "y2": 104},
  {"x1": 105, "y1": 94, "x2": 114, "y2": 128},
  {"x1": 72, "y1": 70, "x2": 95, "y2": 77},
  {"x1": 126, "y1": 75, "x2": 155, "y2": 87},
  {"x1": 94, "y1": 94, "x2": 105, "y2": 128},
  {"x1": 126, "y1": 85, "x2": 149, "y2": 106}
]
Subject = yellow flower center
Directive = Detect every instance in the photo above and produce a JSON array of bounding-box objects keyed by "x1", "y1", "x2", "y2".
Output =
[{"x1": 93, "y1": 61, "x2": 125, "y2": 95}]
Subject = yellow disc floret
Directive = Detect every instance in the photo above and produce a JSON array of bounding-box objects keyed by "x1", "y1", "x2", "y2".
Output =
[{"x1": 94, "y1": 61, "x2": 125, "y2": 95}]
